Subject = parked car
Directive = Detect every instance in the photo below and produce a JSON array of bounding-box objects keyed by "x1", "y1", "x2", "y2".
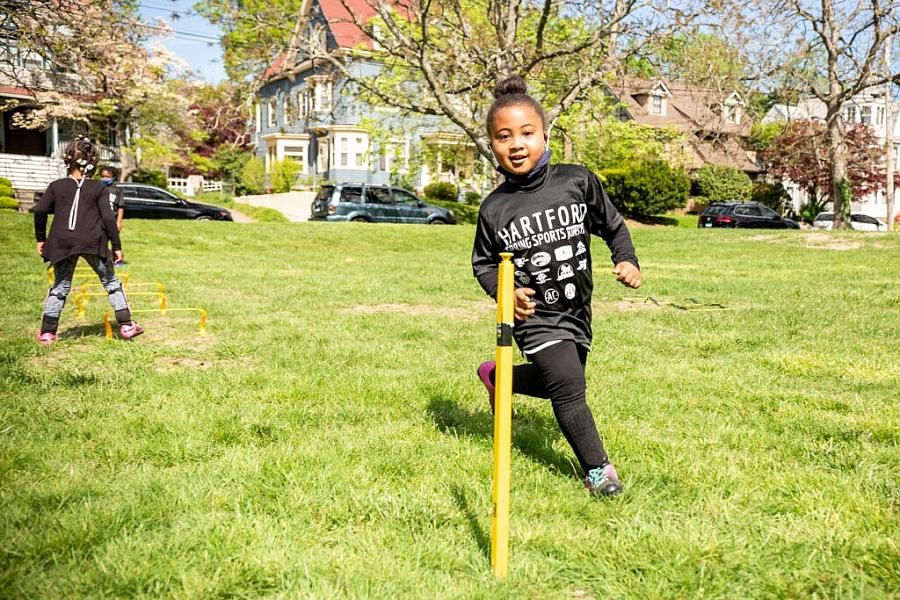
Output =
[
  {"x1": 698, "y1": 202, "x2": 800, "y2": 229},
  {"x1": 812, "y1": 212, "x2": 888, "y2": 231},
  {"x1": 117, "y1": 183, "x2": 232, "y2": 221},
  {"x1": 310, "y1": 184, "x2": 457, "y2": 224}
]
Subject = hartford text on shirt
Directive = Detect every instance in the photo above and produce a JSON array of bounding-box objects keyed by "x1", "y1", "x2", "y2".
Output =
[{"x1": 497, "y1": 202, "x2": 588, "y2": 251}]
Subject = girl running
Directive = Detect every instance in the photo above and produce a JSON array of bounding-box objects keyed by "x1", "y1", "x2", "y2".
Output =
[
  {"x1": 34, "y1": 136, "x2": 143, "y2": 345},
  {"x1": 472, "y1": 77, "x2": 642, "y2": 497}
]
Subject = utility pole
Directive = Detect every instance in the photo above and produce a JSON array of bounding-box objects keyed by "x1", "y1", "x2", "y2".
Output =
[{"x1": 885, "y1": 38, "x2": 895, "y2": 231}]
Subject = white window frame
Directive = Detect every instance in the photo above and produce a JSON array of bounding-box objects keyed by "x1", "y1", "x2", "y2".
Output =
[
  {"x1": 283, "y1": 95, "x2": 292, "y2": 127},
  {"x1": 650, "y1": 94, "x2": 663, "y2": 115},
  {"x1": 267, "y1": 98, "x2": 276, "y2": 128},
  {"x1": 860, "y1": 105, "x2": 872, "y2": 125},
  {"x1": 255, "y1": 101, "x2": 261, "y2": 133},
  {"x1": 282, "y1": 144, "x2": 307, "y2": 173}
]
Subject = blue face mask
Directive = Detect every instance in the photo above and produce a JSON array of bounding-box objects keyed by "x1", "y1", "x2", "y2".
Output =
[{"x1": 100, "y1": 178, "x2": 113, "y2": 186}]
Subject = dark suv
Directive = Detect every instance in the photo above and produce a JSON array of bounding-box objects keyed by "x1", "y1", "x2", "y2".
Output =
[
  {"x1": 698, "y1": 202, "x2": 799, "y2": 229},
  {"x1": 310, "y1": 184, "x2": 457, "y2": 224},
  {"x1": 117, "y1": 183, "x2": 232, "y2": 221}
]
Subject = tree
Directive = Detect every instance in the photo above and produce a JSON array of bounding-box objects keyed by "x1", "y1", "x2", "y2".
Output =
[
  {"x1": 603, "y1": 160, "x2": 691, "y2": 217},
  {"x1": 760, "y1": 120, "x2": 891, "y2": 220},
  {"x1": 203, "y1": 0, "x2": 713, "y2": 163},
  {"x1": 196, "y1": 0, "x2": 305, "y2": 82},
  {"x1": 172, "y1": 81, "x2": 253, "y2": 176},
  {"x1": 0, "y1": 0, "x2": 188, "y2": 180},
  {"x1": 692, "y1": 164, "x2": 752, "y2": 203},
  {"x1": 740, "y1": 0, "x2": 900, "y2": 228}
]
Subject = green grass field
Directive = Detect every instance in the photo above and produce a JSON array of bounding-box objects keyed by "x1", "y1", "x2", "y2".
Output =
[{"x1": 1, "y1": 212, "x2": 898, "y2": 598}]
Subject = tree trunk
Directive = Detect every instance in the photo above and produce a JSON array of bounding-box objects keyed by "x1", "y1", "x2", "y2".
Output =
[{"x1": 826, "y1": 112, "x2": 850, "y2": 229}]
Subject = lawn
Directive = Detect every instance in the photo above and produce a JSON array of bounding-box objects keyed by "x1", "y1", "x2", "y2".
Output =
[{"x1": 1, "y1": 212, "x2": 897, "y2": 598}]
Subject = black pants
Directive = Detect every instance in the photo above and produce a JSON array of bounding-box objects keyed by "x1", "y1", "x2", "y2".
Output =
[{"x1": 513, "y1": 341, "x2": 608, "y2": 473}]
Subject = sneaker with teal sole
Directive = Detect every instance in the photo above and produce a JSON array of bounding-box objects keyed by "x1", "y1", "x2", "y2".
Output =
[{"x1": 584, "y1": 463, "x2": 622, "y2": 497}]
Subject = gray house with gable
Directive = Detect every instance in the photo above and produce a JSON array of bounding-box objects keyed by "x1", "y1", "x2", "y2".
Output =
[{"x1": 252, "y1": 0, "x2": 488, "y2": 193}]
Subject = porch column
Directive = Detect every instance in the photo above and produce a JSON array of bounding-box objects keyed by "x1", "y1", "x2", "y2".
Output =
[{"x1": 51, "y1": 118, "x2": 59, "y2": 157}]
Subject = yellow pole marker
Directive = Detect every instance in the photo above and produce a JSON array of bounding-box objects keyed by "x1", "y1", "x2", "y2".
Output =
[
  {"x1": 491, "y1": 252, "x2": 514, "y2": 579},
  {"x1": 103, "y1": 313, "x2": 113, "y2": 340}
]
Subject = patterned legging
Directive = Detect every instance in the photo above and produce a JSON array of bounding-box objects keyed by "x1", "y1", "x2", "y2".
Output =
[{"x1": 41, "y1": 255, "x2": 131, "y2": 333}]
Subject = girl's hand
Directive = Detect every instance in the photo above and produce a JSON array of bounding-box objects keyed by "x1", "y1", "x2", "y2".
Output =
[
  {"x1": 36, "y1": 242, "x2": 44, "y2": 256},
  {"x1": 114, "y1": 250, "x2": 124, "y2": 263},
  {"x1": 613, "y1": 262, "x2": 642, "y2": 288},
  {"x1": 514, "y1": 287, "x2": 536, "y2": 321}
]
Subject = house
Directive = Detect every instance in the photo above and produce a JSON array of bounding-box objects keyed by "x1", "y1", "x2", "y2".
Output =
[
  {"x1": 605, "y1": 78, "x2": 761, "y2": 177},
  {"x1": 762, "y1": 88, "x2": 899, "y2": 220},
  {"x1": 251, "y1": 0, "x2": 490, "y2": 194},
  {"x1": 0, "y1": 35, "x2": 122, "y2": 208}
]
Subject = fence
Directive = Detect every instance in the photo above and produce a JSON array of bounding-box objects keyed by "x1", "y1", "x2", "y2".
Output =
[{"x1": 166, "y1": 176, "x2": 226, "y2": 197}]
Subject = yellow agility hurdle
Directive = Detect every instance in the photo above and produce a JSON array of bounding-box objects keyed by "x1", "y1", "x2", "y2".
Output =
[
  {"x1": 491, "y1": 252, "x2": 515, "y2": 579},
  {"x1": 75, "y1": 291, "x2": 167, "y2": 320},
  {"x1": 79, "y1": 281, "x2": 165, "y2": 295},
  {"x1": 104, "y1": 307, "x2": 208, "y2": 339}
]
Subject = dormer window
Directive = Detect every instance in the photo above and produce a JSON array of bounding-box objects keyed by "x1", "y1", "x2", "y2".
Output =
[
  {"x1": 723, "y1": 92, "x2": 744, "y2": 124},
  {"x1": 647, "y1": 81, "x2": 670, "y2": 116}
]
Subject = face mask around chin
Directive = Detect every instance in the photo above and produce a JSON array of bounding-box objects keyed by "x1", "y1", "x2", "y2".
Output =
[{"x1": 100, "y1": 179, "x2": 113, "y2": 185}]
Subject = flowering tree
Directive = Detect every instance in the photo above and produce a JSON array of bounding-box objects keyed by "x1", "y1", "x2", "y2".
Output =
[
  {"x1": 0, "y1": 1, "x2": 189, "y2": 179},
  {"x1": 172, "y1": 81, "x2": 253, "y2": 175},
  {"x1": 761, "y1": 120, "x2": 891, "y2": 219}
]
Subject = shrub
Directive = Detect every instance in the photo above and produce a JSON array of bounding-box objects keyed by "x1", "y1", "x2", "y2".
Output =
[
  {"x1": 602, "y1": 160, "x2": 690, "y2": 217},
  {"x1": 751, "y1": 181, "x2": 792, "y2": 216},
  {"x1": 423, "y1": 182, "x2": 457, "y2": 202},
  {"x1": 464, "y1": 191, "x2": 482, "y2": 205},
  {"x1": 691, "y1": 165, "x2": 752, "y2": 203},
  {"x1": 238, "y1": 157, "x2": 266, "y2": 196},
  {"x1": 130, "y1": 168, "x2": 168, "y2": 189},
  {"x1": 270, "y1": 159, "x2": 302, "y2": 193},
  {"x1": 0, "y1": 183, "x2": 13, "y2": 198},
  {"x1": 0, "y1": 195, "x2": 17, "y2": 210}
]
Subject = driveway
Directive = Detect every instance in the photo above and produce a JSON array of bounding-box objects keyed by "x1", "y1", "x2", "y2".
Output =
[{"x1": 235, "y1": 192, "x2": 315, "y2": 222}]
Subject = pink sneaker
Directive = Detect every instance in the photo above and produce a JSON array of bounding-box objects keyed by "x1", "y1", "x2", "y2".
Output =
[
  {"x1": 477, "y1": 361, "x2": 496, "y2": 413},
  {"x1": 36, "y1": 331, "x2": 58, "y2": 346},
  {"x1": 119, "y1": 321, "x2": 144, "y2": 340}
]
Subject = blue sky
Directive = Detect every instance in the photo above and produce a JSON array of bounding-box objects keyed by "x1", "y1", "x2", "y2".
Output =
[{"x1": 139, "y1": 0, "x2": 227, "y2": 83}]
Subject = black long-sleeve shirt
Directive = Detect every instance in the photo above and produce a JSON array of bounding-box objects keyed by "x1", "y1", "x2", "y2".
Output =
[
  {"x1": 472, "y1": 163, "x2": 638, "y2": 352},
  {"x1": 34, "y1": 177, "x2": 121, "y2": 264}
]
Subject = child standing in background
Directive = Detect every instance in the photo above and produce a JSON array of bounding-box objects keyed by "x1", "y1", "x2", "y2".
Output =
[
  {"x1": 34, "y1": 136, "x2": 143, "y2": 345},
  {"x1": 472, "y1": 77, "x2": 642, "y2": 497}
]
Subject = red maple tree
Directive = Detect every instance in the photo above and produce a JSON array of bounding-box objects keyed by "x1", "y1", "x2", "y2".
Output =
[{"x1": 761, "y1": 120, "x2": 893, "y2": 211}]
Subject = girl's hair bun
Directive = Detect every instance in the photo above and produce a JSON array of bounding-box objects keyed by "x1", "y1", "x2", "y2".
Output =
[{"x1": 493, "y1": 76, "x2": 528, "y2": 99}]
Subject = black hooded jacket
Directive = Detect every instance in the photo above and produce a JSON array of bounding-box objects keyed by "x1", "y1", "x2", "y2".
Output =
[
  {"x1": 34, "y1": 177, "x2": 121, "y2": 264},
  {"x1": 472, "y1": 162, "x2": 638, "y2": 351}
]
